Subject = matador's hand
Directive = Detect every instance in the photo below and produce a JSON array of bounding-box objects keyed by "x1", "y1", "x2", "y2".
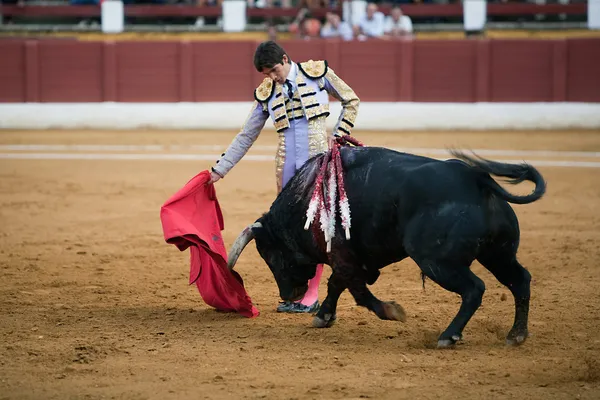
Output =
[{"x1": 207, "y1": 170, "x2": 222, "y2": 185}]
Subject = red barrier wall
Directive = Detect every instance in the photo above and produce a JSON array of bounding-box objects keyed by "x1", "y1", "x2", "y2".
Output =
[
  {"x1": 1, "y1": 38, "x2": 599, "y2": 103},
  {"x1": 0, "y1": 41, "x2": 26, "y2": 102}
]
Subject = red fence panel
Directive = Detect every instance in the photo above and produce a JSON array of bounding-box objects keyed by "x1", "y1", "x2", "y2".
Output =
[
  {"x1": 338, "y1": 41, "x2": 398, "y2": 101},
  {"x1": 193, "y1": 41, "x2": 256, "y2": 102},
  {"x1": 413, "y1": 40, "x2": 477, "y2": 102},
  {"x1": 489, "y1": 40, "x2": 554, "y2": 102},
  {"x1": 102, "y1": 41, "x2": 117, "y2": 102},
  {"x1": 552, "y1": 40, "x2": 567, "y2": 101},
  {"x1": 0, "y1": 40, "x2": 26, "y2": 102},
  {"x1": 281, "y1": 40, "x2": 328, "y2": 67},
  {"x1": 37, "y1": 40, "x2": 103, "y2": 102},
  {"x1": 475, "y1": 39, "x2": 491, "y2": 102},
  {"x1": 1, "y1": 38, "x2": 600, "y2": 104},
  {"x1": 115, "y1": 41, "x2": 180, "y2": 102},
  {"x1": 566, "y1": 38, "x2": 600, "y2": 102}
]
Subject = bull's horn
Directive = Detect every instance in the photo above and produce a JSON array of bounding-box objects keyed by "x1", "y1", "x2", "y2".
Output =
[{"x1": 227, "y1": 222, "x2": 262, "y2": 270}]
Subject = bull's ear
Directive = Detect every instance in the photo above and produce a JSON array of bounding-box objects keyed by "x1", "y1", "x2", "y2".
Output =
[
  {"x1": 250, "y1": 217, "x2": 266, "y2": 238},
  {"x1": 251, "y1": 222, "x2": 269, "y2": 245},
  {"x1": 251, "y1": 217, "x2": 264, "y2": 232}
]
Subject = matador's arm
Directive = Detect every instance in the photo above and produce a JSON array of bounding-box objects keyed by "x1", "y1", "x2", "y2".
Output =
[{"x1": 211, "y1": 101, "x2": 269, "y2": 178}]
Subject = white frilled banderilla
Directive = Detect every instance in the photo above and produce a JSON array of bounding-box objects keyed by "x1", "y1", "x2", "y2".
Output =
[{"x1": 304, "y1": 136, "x2": 365, "y2": 252}]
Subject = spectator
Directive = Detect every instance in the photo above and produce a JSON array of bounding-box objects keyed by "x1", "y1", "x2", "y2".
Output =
[
  {"x1": 288, "y1": 7, "x2": 310, "y2": 39},
  {"x1": 287, "y1": 0, "x2": 331, "y2": 36},
  {"x1": 321, "y1": 12, "x2": 353, "y2": 41},
  {"x1": 250, "y1": 0, "x2": 292, "y2": 8},
  {"x1": 1, "y1": 0, "x2": 24, "y2": 25},
  {"x1": 384, "y1": 6, "x2": 413, "y2": 39},
  {"x1": 194, "y1": 0, "x2": 223, "y2": 28},
  {"x1": 354, "y1": 3, "x2": 385, "y2": 40},
  {"x1": 302, "y1": 17, "x2": 322, "y2": 39},
  {"x1": 69, "y1": 0, "x2": 101, "y2": 28}
]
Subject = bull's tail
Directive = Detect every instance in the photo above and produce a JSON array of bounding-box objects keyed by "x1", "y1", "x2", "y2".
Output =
[{"x1": 449, "y1": 149, "x2": 547, "y2": 205}]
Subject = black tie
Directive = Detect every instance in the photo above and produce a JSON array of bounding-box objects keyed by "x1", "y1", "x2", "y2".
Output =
[{"x1": 285, "y1": 80, "x2": 294, "y2": 99}]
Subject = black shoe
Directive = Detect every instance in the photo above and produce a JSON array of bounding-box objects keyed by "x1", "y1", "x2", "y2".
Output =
[{"x1": 276, "y1": 300, "x2": 320, "y2": 314}]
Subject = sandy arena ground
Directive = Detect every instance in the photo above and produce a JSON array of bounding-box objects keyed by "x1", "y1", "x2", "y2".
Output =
[{"x1": 0, "y1": 129, "x2": 599, "y2": 400}]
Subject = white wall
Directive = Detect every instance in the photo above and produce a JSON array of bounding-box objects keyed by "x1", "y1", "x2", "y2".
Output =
[{"x1": 1, "y1": 102, "x2": 599, "y2": 130}]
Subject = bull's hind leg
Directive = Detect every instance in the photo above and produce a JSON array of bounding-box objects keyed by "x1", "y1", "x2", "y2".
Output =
[
  {"x1": 313, "y1": 267, "x2": 406, "y2": 328},
  {"x1": 346, "y1": 281, "x2": 407, "y2": 323},
  {"x1": 477, "y1": 252, "x2": 531, "y2": 346},
  {"x1": 415, "y1": 260, "x2": 486, "y2": 348}
]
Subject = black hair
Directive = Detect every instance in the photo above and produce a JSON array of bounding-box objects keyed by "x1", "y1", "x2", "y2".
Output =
[{"x1": 253, "y1": 41, "x2": 290, "y2": 73}]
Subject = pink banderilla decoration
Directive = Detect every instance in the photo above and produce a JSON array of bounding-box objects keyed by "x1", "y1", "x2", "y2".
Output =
[{"x1": 304, "y1": 135, "x2": 364, "y2": 252}]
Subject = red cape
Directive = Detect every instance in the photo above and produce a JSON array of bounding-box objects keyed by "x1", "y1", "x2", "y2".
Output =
[{"x1": 160, "y1": 170, "x2": 259, "y2": 318}]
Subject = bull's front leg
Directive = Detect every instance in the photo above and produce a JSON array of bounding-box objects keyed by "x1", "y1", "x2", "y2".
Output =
[{"x1": 312, "y1": 270, "x2": 346, "y2": 328}]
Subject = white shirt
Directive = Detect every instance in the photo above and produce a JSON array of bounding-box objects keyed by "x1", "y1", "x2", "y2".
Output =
[
  {"x1": 359, "y1": 12, "x2": 385, "y2": 37},
  {"x1": 321, "y1": 21, "x2": 353, "y2": 41},
  {"x1": 284, "y1": 62, "x2": 298, "y2": 98},
  {"x1": 384, "y1": 15, "x2": 413, "y2": 35}
]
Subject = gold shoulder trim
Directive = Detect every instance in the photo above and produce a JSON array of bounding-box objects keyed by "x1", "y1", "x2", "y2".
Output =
[
  {"x1": 298, "y1": 60, "x2": 328, "y2": 79},
  {"x1": 254, "y1": 78, "x2": 275, "y2": 102}
]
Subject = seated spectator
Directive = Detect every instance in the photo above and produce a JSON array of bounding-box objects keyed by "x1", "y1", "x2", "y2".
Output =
[
  {"x1": 301, "y1": 17, "x2": 322, "y2": 40},
  {"x1": 1, "y1": 0, "x2": 23, "y2": 25},
  {"x1": 288, "y1": 7, "x2": 310, "y2": 39},
  {"x1": 250, "y1": 0, "x2": 292, "y2": 8},
  {"x1": 299, "y1": 0, "x2": 330, "y2": 8},
  {"x1": 288, "y1": 0, "x2": 331, "y2": 37},
  {"x1": 195, "y1": 0, "x2": 223, "y2": 28},
  {"x1": 384, "y1": 6, "x2": 413, "y2": 39},
  {"x1": 289, "y1": 17, "x2": 321, "y2": 40},
  {"x1": 69, "y1": 0, "x2": 101, "y2": 28},
  {"x1": 321, "y1": 12, "x2": 353, "y2": 41},
  {"x1": 354, "y1": 3, "x2": 385, "y2": 41}
]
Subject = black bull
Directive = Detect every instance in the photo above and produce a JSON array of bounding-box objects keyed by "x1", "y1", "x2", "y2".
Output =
[{"x1": 227, "y1": 147, "x2": 546, "y2": 348}]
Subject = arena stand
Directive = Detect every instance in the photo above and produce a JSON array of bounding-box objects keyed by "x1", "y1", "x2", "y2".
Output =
[{"x1": 0, "y1": 0, "x2": 593, "y2": 32}]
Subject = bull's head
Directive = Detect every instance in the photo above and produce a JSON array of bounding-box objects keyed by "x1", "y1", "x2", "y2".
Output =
[{"x1": 227, "y1": 219, "x2": 317, "y2": 302}]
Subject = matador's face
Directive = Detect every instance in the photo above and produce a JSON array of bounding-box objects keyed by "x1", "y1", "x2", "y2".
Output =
[{"x1": 261, "y1": 55, "x2": 291, "y2": 85}]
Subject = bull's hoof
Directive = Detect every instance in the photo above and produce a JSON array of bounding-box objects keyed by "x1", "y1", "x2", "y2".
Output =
[
  {"x1": 437, "y1": 339, "x2": 455, "y2": 349},
  {"x1": 382, "y1": 301, "x2": 407, "y2": 322},
  {"x1": 312, "y1": 313, "x2": 337, "y2": 328},
  {"x1": 437, "y1": 334, "x2": 462, "y2": 349},
  {"x1": 506, "y1": 330, "x2": 528, "y2": 346}
]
